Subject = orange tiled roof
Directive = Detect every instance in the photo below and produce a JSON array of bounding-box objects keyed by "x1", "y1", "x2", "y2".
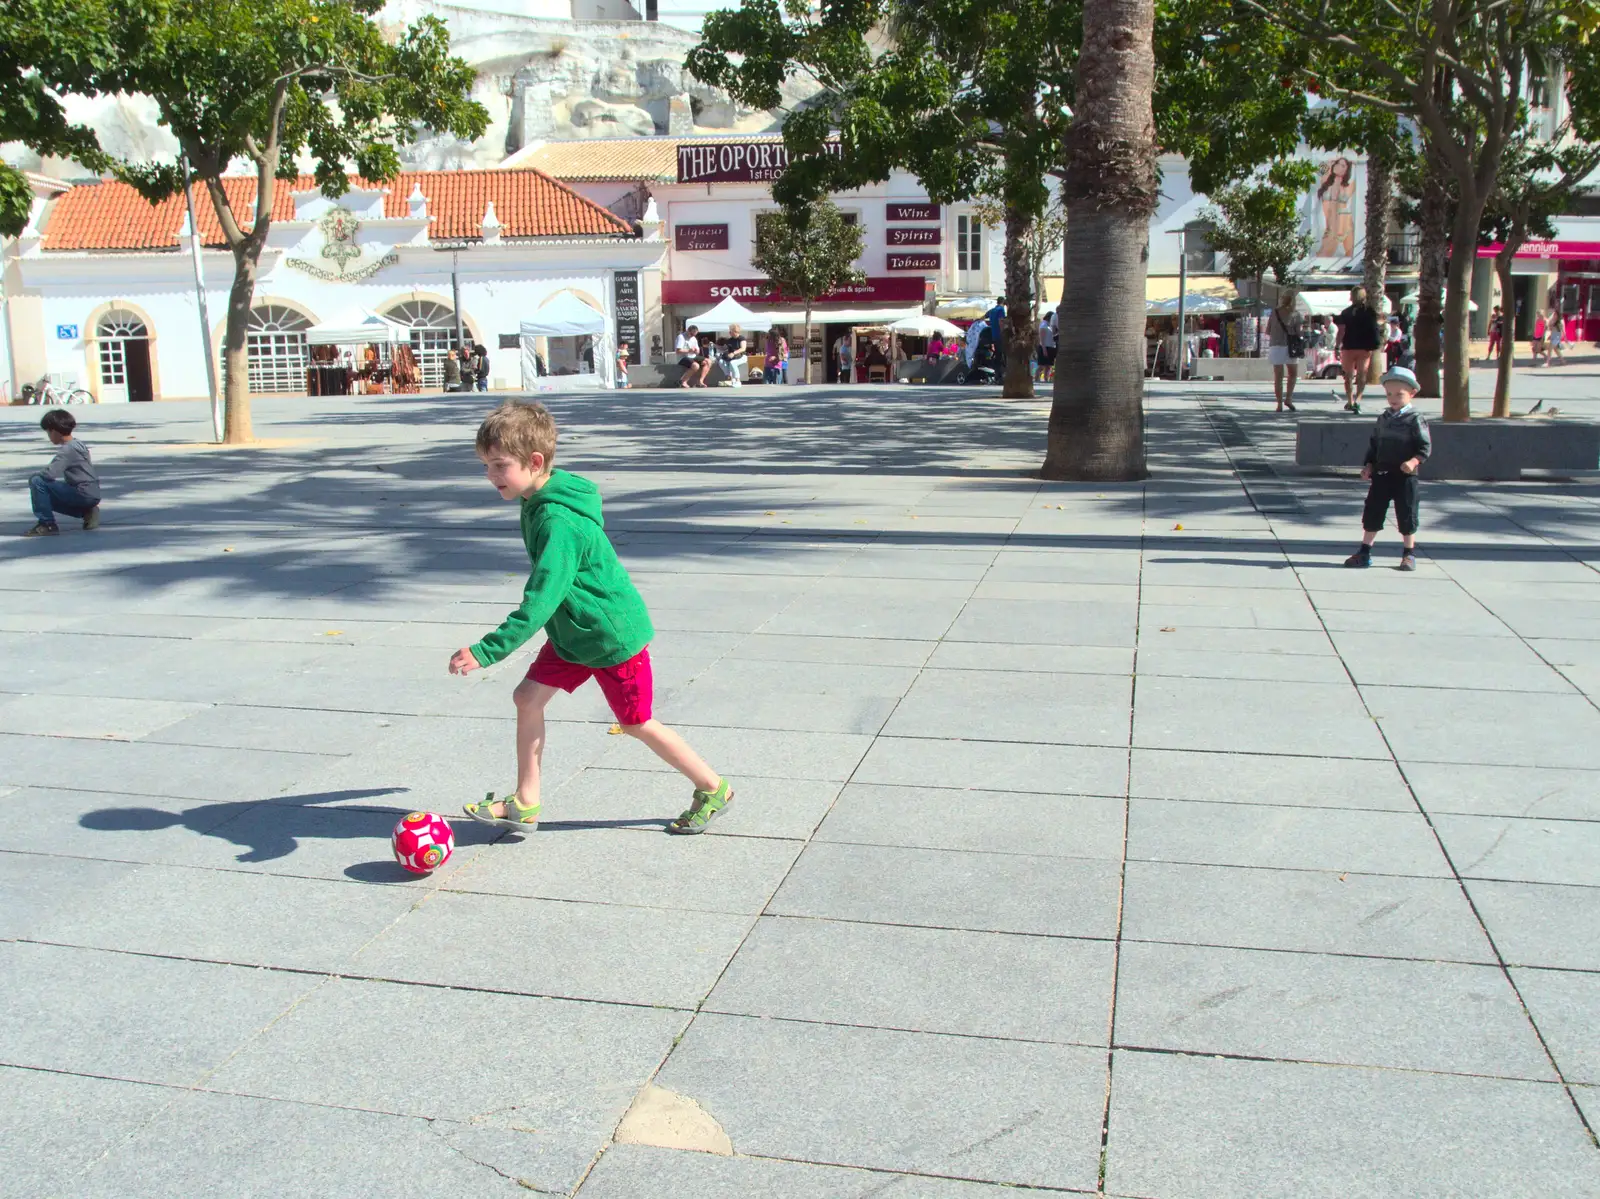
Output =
[{"x1": 41, "y1": 168, "x2": 633, "y2": 251}]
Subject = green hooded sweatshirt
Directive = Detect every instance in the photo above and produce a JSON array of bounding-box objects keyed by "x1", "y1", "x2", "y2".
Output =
[{"x1": 470, "y1": 469, "x2": 653, "y2": 669}]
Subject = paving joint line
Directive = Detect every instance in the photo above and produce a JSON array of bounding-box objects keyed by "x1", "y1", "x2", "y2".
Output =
[{"x1": 1268, "y1": 500, "x2": 1600, "y2": 1151}]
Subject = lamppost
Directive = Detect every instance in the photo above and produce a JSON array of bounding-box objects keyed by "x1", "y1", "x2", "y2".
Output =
[{"x1": 1168, "y1": 227, "x2": 1188, "y2": 379}]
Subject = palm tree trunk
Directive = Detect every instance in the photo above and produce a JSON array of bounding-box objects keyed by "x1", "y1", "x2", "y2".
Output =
[
  {"x1": 1002, "y1": 204, "x2": 1036, "y2": 398},
  {"x1": 1413, "y1": 148, "x2": 1450, "y2": 400},
  {"x1": 1362, "y1": 153, "x2": 1392, "y2": 384},
  {"x1": 1042, "y1": 0, "x2": 1157, "y2": 481}
]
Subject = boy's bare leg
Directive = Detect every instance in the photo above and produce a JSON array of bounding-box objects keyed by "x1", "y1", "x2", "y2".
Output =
[
  {"x1": 496, "y1": 678, "x2": 559, "y2": 816},
  {"x1": 623, "y1": 719, "x2": 720, "y2": 792}
]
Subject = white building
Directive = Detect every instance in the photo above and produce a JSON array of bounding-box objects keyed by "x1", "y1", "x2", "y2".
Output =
[
  {"x1": 5, "y1": 168, "x2": 664, "y2": 400},
  {"x1": 512, "y1": 136, "x2": 1004, "y2": 379}
]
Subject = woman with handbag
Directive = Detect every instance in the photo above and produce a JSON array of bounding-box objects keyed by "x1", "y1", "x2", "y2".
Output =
[{"x1": 1267, "y1": 290, "x2": 1305, "y2": 412}]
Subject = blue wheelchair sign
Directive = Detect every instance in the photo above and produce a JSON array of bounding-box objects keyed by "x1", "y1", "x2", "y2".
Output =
[{"x1": 56, "y1": 324, "x2": 79, "y2": 340}]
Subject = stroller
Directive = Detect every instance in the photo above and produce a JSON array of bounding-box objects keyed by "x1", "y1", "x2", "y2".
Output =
[{"x1": 962, "y1": 329, "x2": 1000, "y2": 384}]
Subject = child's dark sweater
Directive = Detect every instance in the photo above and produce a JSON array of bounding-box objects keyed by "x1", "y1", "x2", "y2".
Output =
[
  {"x1": 1364, "y1": 405, "x2": 1431, "y2": 471},
  {"x1": 42, "y1": 439, "x2": 100, "y2": 500}
]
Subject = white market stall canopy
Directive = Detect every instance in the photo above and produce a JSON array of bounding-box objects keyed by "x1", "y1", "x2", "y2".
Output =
[
  {"x1": 887, "y1": 314, "x2": 965, "y2": 337},
  {"x1": 1296, "y1": 290, "x2": 1357, "y2": 317},
  {"x1": 1149, "y1": 294, "x2": 1234, "y2": 315},
  {"x1": 688, "y1": 295, "x2": 772, "y2": 332},
  {"x1": 519, "y1": 291, "x2": 609, "y2": 337},
  {"x1": 934, "y1": 296, "x2": 992, "y2": 319},
  {"x1": 305, "y1": 307, "x2": 409, "y2": 346},
  {"x1": 520, "y1": 291, "x2": 615, "y2": 390}
]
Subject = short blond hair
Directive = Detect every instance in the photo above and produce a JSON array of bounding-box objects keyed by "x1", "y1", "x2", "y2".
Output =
[{"x1": 477, "y1": 400, "x2": 557, "y2": 468}]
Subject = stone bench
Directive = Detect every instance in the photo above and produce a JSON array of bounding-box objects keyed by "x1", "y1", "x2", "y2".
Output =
[
  {"x1": 1188, "y1": 357, "x2": 1274, "y2": 382},
  {"x1": 1295, "y1": 418, "x2": 1600, "y2": 480}
]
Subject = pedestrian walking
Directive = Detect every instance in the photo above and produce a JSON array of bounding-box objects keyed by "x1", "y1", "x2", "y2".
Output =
[
  {"x1": 1333, "y1": 286, "x2": 1381, "y2": 413},
  {"x1": 763, "y1": 331, "x2": 788, "y2": 384},
  {"x1": 1546, "y1": 308, "x2": 1566, "y2": 365},
  {"x1": 1485, "y1": 305, "x2": 1503, "y2": 361},
  {"x1": 835, "y1": 336, "x2": 852, "y2": 384},
  {"x1": 1266, "y1": 290, "x2": 1304, "y2": 412},
  {"x1": 473, "y1": 343, "x2": 491, "y2": 392},
  {"x1": 1531, "y1": 310, "x2": 1547, "y2": 366},
  {"x1": 1037, "y1": 310, "x2": 1057, "y2": 381}
]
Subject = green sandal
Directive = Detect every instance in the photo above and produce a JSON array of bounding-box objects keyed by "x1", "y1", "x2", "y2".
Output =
[
  {"x1": 667, "y1": 779, "x2": 733, "y2": 835},
  {"x1": 464, "y1": 791, "x2": 540, "y2": 830}
]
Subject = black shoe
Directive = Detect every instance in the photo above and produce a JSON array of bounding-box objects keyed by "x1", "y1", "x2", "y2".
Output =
[
  {"x1": 1344, "y1": 547, "x2": 1371, "y2": 568},
  {"x1": 23, "y1": 522, "x2": 59, "y2": 537},
  {"x1": 1284, "y1": 397, "x2": 1296, "y2": 411},
  {"x1": 1398, "y1": 551, "x2": 1416, "y2": 572}
]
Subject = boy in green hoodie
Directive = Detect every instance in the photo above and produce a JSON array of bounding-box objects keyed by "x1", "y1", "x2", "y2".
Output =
[{"x1": 450, "y1": 401, "x2": 733, "y2": 834}]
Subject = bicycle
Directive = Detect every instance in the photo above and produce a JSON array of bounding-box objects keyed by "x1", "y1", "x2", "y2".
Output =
[{"x1": 20, "y1": 377, "x2": 93, "y2": 405}]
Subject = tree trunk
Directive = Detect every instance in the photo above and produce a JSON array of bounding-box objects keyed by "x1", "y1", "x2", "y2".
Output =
[
  {"x1": 1441, "y1": 197, "x2": 1481, "y2": 422},
  {"x1": 1042, "y1": 0, "x2": 1157, "y2": 481},
  {"x1": 221, "y1": 247, "x2": 258, "y2": 443},
  {"x1": 1002, "y1": 205, "x2": 1036, "y2": 399},
  {"x1": 1492, "y1": 247, "x2": 1517, "y2": 417},
  {"x1": 1362, "y1": 154, "x2": 1393, "y2": 384},
  {"x1": 1413, "y1": 149, "x2": 1450, "y2": 401}
]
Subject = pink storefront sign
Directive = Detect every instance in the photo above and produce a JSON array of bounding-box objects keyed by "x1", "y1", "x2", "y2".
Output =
[{"x1": 1476, "y1": 240, "x2": 1600, "y2": 260}]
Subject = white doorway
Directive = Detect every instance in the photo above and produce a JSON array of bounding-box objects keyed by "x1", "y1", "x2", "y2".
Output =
[{"x1": 96, "y1": 310, "x2": 153, "y2": 403}]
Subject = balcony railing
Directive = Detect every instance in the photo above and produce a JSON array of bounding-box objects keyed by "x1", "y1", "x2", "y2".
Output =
[{"x1": 1388, "y1": 230, "x2": 1420, "y2": 267}]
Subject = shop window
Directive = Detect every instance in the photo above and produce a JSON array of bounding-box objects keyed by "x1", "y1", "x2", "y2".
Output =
[
  {"x1": 386, "y1": 300, "x2": 461, "y2": 390},
  {"x1": 1589, "y1": 287, "x2": 1600, "y2": 316},
  {"x1": 957, "y1": 214, "x2": 982, "y2": 273},
  {"x1": 246, "y1": 304, "x2": 311, "y2": 394},
  {"x1": 1560, "y1": 283, "x2": 1580, "y2": 314}
]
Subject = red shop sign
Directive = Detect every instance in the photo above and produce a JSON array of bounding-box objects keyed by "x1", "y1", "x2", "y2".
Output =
[
  {"x1": 887, "y1": 252, "x2": 939, "y2": 270},
  {"x1": 888, "y1": 227, "x2": 941, "y2": 246},
  {"x1": 661, "y1": 276, "x2": 928, "y2": 305},
  {"x1": 887, "y1": 202, "x2": 940, "y2": 222},
  {"x1": 675, "y1": 224, "x2": 730, "y2": 251}
]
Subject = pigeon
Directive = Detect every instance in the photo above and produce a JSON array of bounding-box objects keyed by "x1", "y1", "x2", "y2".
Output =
[{"x1": 1528, "y1": 399, "x2": 1543, "y2": 414}]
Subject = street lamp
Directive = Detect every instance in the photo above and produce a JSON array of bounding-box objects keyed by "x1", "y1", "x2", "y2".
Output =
[{"x1": 1167, "y1": 228, "x2": 1188, "y2": 379}]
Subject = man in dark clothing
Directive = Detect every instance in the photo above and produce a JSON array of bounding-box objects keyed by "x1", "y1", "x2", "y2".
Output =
[
  {"x1": 985, "y1": 298, "x2": 1007, "y2": 371},
  {"x1": 1333, "y1": 286, "x2": 1382, "y2": 413},
  {"x1": 25, "y1": 408, "x2": 101, "y2": 536},
  {"x1": 1345, "y1": 366, "x2": 1431, "y2": 572}
]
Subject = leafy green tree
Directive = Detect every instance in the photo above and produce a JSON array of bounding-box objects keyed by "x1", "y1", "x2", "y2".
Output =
[
  {"x1": 18, "y1": 0, "x2": 486, "y2": 441},
  {"x1": 1198, "y1": 161, "x2": 1315, "y2": 353},
  {"x1": 0, "y1": 7, "x2": 113, "y2": 234},
  {"x1": 1236, "y1": 0, "x2": 1592, "y2": 420},
  {"x1": 1484, "y1": 129, "x2": 1600, "y2": 413},
  {"x1": 751, "y1": 202, "x2": 867, "y2": 383}
]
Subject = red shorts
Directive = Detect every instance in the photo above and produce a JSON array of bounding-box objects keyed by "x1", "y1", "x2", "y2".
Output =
[{"x1": 527, "y1": 641, "x2": 653, "y2": 725}]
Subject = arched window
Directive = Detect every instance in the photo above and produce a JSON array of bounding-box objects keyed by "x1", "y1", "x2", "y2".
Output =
[
  {"x1": 246, "y1": 304, "x2": 312, "y2": 394},
  {"x1": 96, "y1": 310, "x2": 149, "y2": 390},
  {"x1": 386, "y1": 300, "x2": 460, "y2": 390}
]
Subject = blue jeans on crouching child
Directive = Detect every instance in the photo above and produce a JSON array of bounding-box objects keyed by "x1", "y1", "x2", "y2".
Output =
[{"x1": 30, "y1": 474, "x2": 97, "y2": 525}]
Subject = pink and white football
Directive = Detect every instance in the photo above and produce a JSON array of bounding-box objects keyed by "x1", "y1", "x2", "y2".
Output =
[{"x1": 391, "y1": 811, "x2": 454, "y2": 874}]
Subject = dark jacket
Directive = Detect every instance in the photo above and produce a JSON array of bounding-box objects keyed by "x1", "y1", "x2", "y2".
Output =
[
  {"x1": 1337, "y1": 303, "x2": 1382, "y2": 351},
  {"x1": 1365, "y1": 404, "x2": 1432, "y2": 471}
]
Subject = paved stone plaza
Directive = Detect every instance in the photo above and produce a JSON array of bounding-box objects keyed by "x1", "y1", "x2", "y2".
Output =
[{"x1": 3, "y1": 369, "x2": 1598, "y2": 1197}]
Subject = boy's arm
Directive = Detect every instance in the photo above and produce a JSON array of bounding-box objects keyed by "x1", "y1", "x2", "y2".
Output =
[
  {"x1": 469, "y1": 524, "x2": 580, "y2": 667},
  {"x1": 1364, "y1": 422, "x2": 1379, "y2": 466},
  {"x1": 39, "y1": 446, "x2": 71, "y2": 480},
  {"x1": 1412, "y1": 414, "x2": 1432, "y2": 463}
]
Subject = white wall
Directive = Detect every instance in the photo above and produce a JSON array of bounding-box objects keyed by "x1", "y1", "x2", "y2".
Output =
[
  {"x1": 29, "y1": 253, "x2": 624, "y2": 399},
  {"x1": 655, "y1": 171, "x2": 1001, "y2": 297}
]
